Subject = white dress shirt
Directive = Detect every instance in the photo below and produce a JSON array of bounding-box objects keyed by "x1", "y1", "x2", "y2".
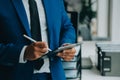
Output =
[{"x1": 20, "y1": 0, "x2": 50, "y2": 73}]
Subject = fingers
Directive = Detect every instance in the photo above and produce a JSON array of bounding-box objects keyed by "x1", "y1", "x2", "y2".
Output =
[
  {"x1": 33, "y1": 41, "x2": 48, "y2": 52},
  {"x1": 57, "y1": 48, "x2": 76, "y2": 61},
  {"x1": 24, "y1": 42, "x2": 49, "y2": 61},
  {"x1": 33, "y1": 42, "x2": 48, "y2": 48}
]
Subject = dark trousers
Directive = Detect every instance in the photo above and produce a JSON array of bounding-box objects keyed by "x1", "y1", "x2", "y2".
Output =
[{"x1": 32, "y1": 73, "x2": 52, "y2": 80}]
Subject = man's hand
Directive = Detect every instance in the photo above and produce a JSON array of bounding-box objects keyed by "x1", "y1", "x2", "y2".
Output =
[
  {"x1": 57, "y1": 47, "x2": 76, "y2": 61},
  {"x1": 24, "y1": 42, "x2": 48, "y2": 61}
]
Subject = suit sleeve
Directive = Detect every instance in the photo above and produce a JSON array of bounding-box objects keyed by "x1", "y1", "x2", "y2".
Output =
[
  {"x1": 59, "y1": 0, "x2": 76, "y2": 45},
  {"x1": 0, "y1": 42, "x2": 24, "y2": 67}
]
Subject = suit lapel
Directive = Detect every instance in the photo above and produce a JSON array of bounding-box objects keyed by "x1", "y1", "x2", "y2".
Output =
[
  {"x1": 42, "y1": 0, "x2": 52, "y2": 28},
  {"x1": 42, "y1": 0, "x2": 54, "y2": 47},
  {"x1": 11, "y1": 0, "x2": 31, "y2": 36}
]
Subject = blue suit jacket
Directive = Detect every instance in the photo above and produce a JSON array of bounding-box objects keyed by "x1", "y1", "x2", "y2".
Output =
[{"x1": 0, "y1": 0, "x2": 76, "y2": 80}]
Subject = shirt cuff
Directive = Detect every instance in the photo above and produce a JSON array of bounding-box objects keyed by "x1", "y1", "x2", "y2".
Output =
[{"x1": 19, "y1": 46, "x2": 27, "y2": 63}]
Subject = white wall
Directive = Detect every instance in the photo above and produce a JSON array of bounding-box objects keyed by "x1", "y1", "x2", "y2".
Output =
[
  {"x1": 110, "y1": 0, "x2": 120, "y2": 43},
  {"x1": 97, "y1": 0, "x2": 109, "y2": 38}
]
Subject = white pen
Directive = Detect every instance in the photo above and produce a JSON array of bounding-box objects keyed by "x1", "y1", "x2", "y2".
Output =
[
  {"x1": 23, "y1": 34, "x2": 52, "y2": 51},
  {"x1": 23, "y1": 34, "x2": 37, "y2": 43}
]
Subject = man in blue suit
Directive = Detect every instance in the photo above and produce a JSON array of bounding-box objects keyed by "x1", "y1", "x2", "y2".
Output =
[{"x1": 0, "y1": 0, "x2": 76, "y2": 80}]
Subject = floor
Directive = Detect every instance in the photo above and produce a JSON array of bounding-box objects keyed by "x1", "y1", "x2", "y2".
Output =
[
  {"x1": 81, "y1": 41, "x2": 120, "y2": 80},
  {"x1": 82, "y1": 67, "x2": 120, "y2": 80}
]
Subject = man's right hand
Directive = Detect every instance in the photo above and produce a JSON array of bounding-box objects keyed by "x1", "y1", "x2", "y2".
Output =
[{"x1": 24, "y1": 42, "x2": 48, "y2": 61}]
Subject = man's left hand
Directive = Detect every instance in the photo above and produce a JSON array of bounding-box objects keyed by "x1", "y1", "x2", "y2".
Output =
[{"x1": 57, "y1": 47, "x2": 76, "y2": 61}]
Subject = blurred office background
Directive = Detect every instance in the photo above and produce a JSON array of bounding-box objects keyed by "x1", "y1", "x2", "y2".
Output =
[
  {"x1": 63, "y1": 0, "x2": 120, "y2": 80},
  {"x1": 64, "y1": 0, "x2": 120, "y2": 42}
]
